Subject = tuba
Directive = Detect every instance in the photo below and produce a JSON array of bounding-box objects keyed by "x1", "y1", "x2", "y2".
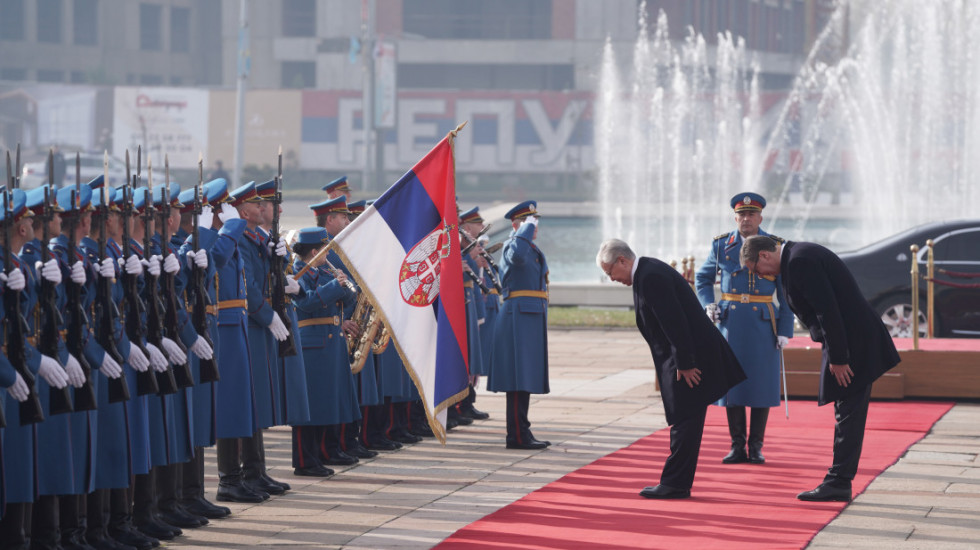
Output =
[{"x1": 347, "y1": 292, "x2": 382, "y2": 373}]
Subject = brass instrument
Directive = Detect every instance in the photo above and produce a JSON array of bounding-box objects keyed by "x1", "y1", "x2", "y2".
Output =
[
  {"x1": 348, "y1": 292, "x2": 382, "y2": 373},
  {"x1": 372, "y1": 322, "x2": 391, "y2": 354}
]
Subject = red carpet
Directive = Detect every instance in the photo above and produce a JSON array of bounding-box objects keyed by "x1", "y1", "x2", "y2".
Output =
[
  {"x1": 784, "y1": 337, "x2": 980, "y2": 352},
  {"x1": 438, "y1": 401, "x2": 952, "y2": 550}
]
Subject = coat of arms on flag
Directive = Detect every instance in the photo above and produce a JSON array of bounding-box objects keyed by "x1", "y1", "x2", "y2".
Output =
[{"x1": 329, "y1": 123, "x2": 470, "y2": 443}]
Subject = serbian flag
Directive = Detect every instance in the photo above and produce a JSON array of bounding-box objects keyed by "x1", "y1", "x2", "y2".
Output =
[{"x1": 330, "y1": 129, "x2": 469, "y2": 443}]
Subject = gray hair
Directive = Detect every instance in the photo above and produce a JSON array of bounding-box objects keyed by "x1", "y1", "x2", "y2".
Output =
[
  {"x1": 596, "y1": 239, "x2": 636, "y2": 268},
  {"x1": 740, "y1": 235, "x2": 779, "y2": 267}
]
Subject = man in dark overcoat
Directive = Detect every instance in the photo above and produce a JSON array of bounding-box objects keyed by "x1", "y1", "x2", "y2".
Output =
[
  {"x1": 597, "y1": 239, "x2": 746, "y2": 499},
  {"x1": 740, "y1": 235, "x2": 901, "y2": 502}
]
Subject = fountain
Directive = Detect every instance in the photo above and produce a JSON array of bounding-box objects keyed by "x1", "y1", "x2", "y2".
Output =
[{"x1": 597, "y1": 0, "x2": 980, "y2": 261}]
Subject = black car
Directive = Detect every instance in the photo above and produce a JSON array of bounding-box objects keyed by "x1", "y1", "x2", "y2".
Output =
[{"x1": 839, "y1": 219, "x2": 980, "y2": 338}]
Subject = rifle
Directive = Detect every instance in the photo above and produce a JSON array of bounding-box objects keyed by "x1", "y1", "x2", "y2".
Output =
[
  {"x1": 94, "y1": 152, "x2": 130, "y2": 403},
  {"x1": 122, "y1": 148, "x2": 160, "y2": 396},
  {"x1": 41, "y1": 150, "x2": 74, "y2": 415},
  {"x1": 5, "y1": 148, "x2": 43, "y2": 425},
  {"x1": 64, "y1": 153, "x2": 98, "y2": 411},
  {"x1": 270, "y1": 146, "x2": 297, "y2": 356},
  {"x1": 140, "y1": 155, "x2": 177, "y2": 395},
  {"x1": 459, "y1": 226, "x2": 502, "y2": 293},
  {"x1": 158, "y1": 156, "x2": 193, "y2": 388},
  {"x1": 187, "y1": 153, "x2": 219, "y2": 382}
]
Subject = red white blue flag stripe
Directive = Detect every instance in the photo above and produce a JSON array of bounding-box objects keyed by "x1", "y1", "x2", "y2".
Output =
[{"x1": 330, "y1": 133, "x2": 469, "y2": 442}]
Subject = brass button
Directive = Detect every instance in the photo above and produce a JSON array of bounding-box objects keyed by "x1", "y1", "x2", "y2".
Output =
[
  {"x1": 731, "y1": 305, "x2": 736, "y2": 309},
  {"x1": 753, "y1": 306, "x2": 758, "y2": 311},
  {"x1": 725, "y1": 255, "x2": 730, "y2": 260},
  {"x1": 328, "y1": 334, "x2": 332, "y2": 339}
]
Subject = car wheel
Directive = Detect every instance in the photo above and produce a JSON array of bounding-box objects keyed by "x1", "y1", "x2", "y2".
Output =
[{"x1": 877, "y1": 298, "x2": 927, "y2": 338}]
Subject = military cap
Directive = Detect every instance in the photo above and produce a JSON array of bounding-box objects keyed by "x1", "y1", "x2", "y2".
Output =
[
  {"x1": 177, "y1": 187, "x2": 197, "y2": 214},
  {"x1": 322, "y1": 175, "x2": 350, "y2": 193},
  {"x1": 86, "y1": 175, "x2": 105, "y2": 190},
  {"x1": 347, "y1": 199, "x2": 367, "y2": 217},
  {"x1": 56, "y1": 184, "x2": 93, "y2": 214},
  {"x1": 204, "y1": 178, "x2": 231, "y2": 205},
  {"x1": 255, "y1": 179, "x2": 276, "y2": 200},
  {"x1": 309, "y1": 196, "x2": 349, "y2": 216},
  {"x1": 26, "y1": 185, "x2": 64, "y2": 215},
  {"x1": 730, "y1": 192, "x2": 766, "y2": 212},
  {"x1": 90, "y1": 184, "x2": 118, "y2": 211},
  {"x1": 459, "y1": 206, "x2": 483, "y2": 224},
  {"x1": 504, "y1": 200, "x2": 539, "y2": 221},
  {"x1": 0, "y1": 189, "x2": 33, "y2": 222},
  {"x1": 296, "y1": 227, "x2": 329, "y2": 245},
  {"x1": 152, "y1": 182, "x2": 183, "y2": 209},
  {"x1": 132, "y1": 187, "x2": 153, "y2": 214},
  {"x1": 229, "y1": 181, "x2": 259, "y2": 207}
]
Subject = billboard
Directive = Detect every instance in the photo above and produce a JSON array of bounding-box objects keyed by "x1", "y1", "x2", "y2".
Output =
[{"x1": 113, "y1": 87, "x2": 209, "y2": 169}]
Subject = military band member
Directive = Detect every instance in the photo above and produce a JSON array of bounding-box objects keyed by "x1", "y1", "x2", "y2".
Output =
[
  {"x1": 234, "y1": 182, "x2": 292, "y2": 497},
  {"x1": 695, "y1": 193, "x2": 793, "y2": 465},
  {"x1": 488, "y1": 201, "x2": 551, "y2": 450},
  {"x1": 290, "y1": 227, "x2": 359, "y2": 476}
]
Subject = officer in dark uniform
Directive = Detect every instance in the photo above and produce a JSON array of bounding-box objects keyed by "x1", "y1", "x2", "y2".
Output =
[
  {"x1": 488, "y1": 201, "x2": 551, "y2": 450},
  {"x1": 695, "y1": 193, "x2": 793, "y2": 465}
]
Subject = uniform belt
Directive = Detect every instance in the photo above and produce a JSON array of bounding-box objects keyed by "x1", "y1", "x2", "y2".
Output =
[
  {"x1": 463, "y1": 282, "x2": 474, "y2": 288},
  {"x1": 505, "y1": 290, "x2": 549, "y2": 300},
  {"x1": 217, "y1": 299, "x2": 247, "y2": 310},
  {"x1": 721, "y1": 292, "x2": 774, "y2": 304},
  {"x1": 188, "y1": 304, "x2": 219, "y2": 316},
  {"x1": 297, "y1": 316, "x2": 341, "y2": 328}
]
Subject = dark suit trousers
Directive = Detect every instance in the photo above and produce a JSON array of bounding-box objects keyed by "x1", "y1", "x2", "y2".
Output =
[
  {"x1": 660, "y1": 406, "x2": 707, "y2": 490},
  {"x1": 825, "y1": 383, "x2": 873, "y2": 486}
]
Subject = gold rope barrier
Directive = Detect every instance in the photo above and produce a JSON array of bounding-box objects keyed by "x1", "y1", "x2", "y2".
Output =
[
  {"x1": 910, "y1": 244, "x2": 920, "y2": 350},
  {"x1": 926, "y1": 239, "x2": 934, "y2": 339}
]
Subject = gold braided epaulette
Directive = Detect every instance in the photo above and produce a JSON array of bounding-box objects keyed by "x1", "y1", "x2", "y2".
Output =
[{"x1": 713, "y1": 233, "x2": 729, "y2": 241}]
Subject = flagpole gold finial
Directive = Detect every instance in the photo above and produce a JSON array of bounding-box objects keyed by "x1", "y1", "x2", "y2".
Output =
[{"x1": 448, "y1": 121, "x2": 468, "y2": 140}]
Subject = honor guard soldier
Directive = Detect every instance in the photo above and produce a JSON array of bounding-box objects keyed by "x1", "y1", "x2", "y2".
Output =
[
  {"x1": 290, "y1": 227, "x2": 360, "y2": 476},
  {"x1": 234, "y1": 181, "x2": 292, "y2": 497},
  {"x1": 695, "y1": 192, "x2": 794, "y2": 464},
  {"x1": 254, "y1": 179, "x2": 310, "y2": 430},
  {"x1": 488, "y1": 201, "x2": 551, "y2": 450},
  {"x1": 194, "y1": 180, "x2": 263, "y2": 504},
  {"x1": 322, "y1": 176, "x2": 352, "y2": 201},
  {"x1": 456, "y1": 206, "x2": 490, "y2": 421}
]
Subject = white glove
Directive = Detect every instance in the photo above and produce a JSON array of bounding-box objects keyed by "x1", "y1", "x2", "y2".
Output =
[
  {"x1": 145, "y1": 342, "x2": 169, "y2": 373},
  {"x1": 6, "y1": 372, "x2": 29, "y2": 402},
  {"x1": 127, "y1": 345, "x2": 150, "y2": 372},
  {"x1": 38, "y1": 259, "x2": 62, "y2": 284},
  {"x1": 198, "y1": 205, "x2": 214, "y2": 228},
  {"x1": 100, "y1": 354, "x2": 123, "y2": 379},
  {"x1": 162, "y1": 253, "x2": 180, "y2": 274},
  {"x1": 705, "y1": 303, "x2": 720, "y2": 323},
  {"x1": 777, "y1": 335, "x2": 790, "y2": 349},
  {"x1": 218, "y1": 203, "x2": 240, "y2": 222},
  {"x1": 268, "y1": 312, "x2": 289, "y2": 342},
  {"x1": 142, "y1": 255, "x2": 161, "y2": 277},
  {"x1": 522, "y1": 216, "x2": 539, "y2": 227},
  {"x1": 64, "y1": 354, "x2": 86, "y2": 388},
  {"x1": 122, "y1": 255, "x2": 143, "y2": 275},
  {"x1": 0, "y1": 268, "x2": 26, "y2": 291},
  {"x1": 284, "y1": 275, "x2": 300, "y2": 295},
  {"x1": 70, "y1": 260, "x2": 87, "y2": 284},
  {"x1": 269, "y1": 236, "x2": 288, "y2": 257},
  {"x1": 189, "y1": 335, "x2": 213, "y2": 360},
  {"x1": 160, "y1": 337, "x2": 187, "y2": 365},
  {"x1": 38, "y1": 355, "x2": 69, "y2": 389},
  {"x1": 186, "y1": 249, "x2": 209, "y2": 270},
  {"x1": 98, "y1": 258, "x2": 116, "y2": 278}
]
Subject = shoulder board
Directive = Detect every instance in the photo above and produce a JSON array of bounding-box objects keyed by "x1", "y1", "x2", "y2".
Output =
[
  {"x1": 768, "y1": 235, "x2": 785, "y2": 243},
  {"x1": 713, "y1": 233, "x2": 729, "y2": 241}
]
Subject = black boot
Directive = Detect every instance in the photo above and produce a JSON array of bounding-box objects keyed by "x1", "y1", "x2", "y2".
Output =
[
  {"x1": 241, "y1": 431, "x2": 285, "y2": 496},
  {"x1": 107, "y1": 487, "x2": 159, "y2": 550},
  {"x1": 59, "y1": 494, "x2": 94, "y2": 550},
  {"x1": 748, "y1": 407, "x2": 769, "y2": 464},
  {"x1": 0, "y1": 502, "x2": 31, "y2": 550},
  {"x1": 180, "y1": 451, "x2": 231, "y2": 519},
  {"x1": 31, "y1": 495, "x2": 62, "y2": 550},
  {"x1": 215, "y1": 438, "x2": 266, "y2": 503},
  {"x1": 722, "y1": 406, "x2": 749, "y2": 464}
]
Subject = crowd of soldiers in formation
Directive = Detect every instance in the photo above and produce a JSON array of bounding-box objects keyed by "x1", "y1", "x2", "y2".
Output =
[{"x1": 0, "y1": 159, "x2": 502, "y2": 550}]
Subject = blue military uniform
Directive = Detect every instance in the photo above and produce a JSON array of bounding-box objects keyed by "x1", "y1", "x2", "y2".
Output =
[
  {"x1": 694, "y1": 192, "x2": 794, "y2": 464},
  {"x1": 488, "y1": 201, "x2": 551, "y2": 449}
]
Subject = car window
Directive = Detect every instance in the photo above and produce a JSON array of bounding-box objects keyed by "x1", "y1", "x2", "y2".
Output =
[{"x1": 932, "y1": 228, "x2": 980, "y2": 265}]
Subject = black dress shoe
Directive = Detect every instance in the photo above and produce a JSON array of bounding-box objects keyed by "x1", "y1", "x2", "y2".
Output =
[
  {"x1": 105, "y1": 526, "x2": 158, "y2": 550},
  {"x1": 158, "y1": 506, "x2": 208, "y2": 528},
  {"x1": 453, "y1": 414, "x2": 474, "y2": 426},
  {"x1": 459, "y1": 405, "x2": 490, "y2": 420},
  {"x1": 748, "y1": 447, "x2": 766, "y2": 464},
  {"x1": 346, "y1": 442, "x2": 378, "y2": 459},
  {"x1": 293, "y1": 465, "x2": 335, "y2": 477},
  {"x1": 244, "y1": 475, "x2": 285, "y2": 496},
  {"x1": 409, "y1": 425, "x2": 435, "y2": 438},
  {"x1": 365, "y1": 437, "x2": 402, "y2": 451},
  {"x1": 215, "y1": 482, "x2": 267, "y2": 503},
  {"x1": 133, "y1": 519, "x2": 178, "y2": 541},
  {"x1": 639, "y1": 484, "x2": 690, "y2": 499},
  {"x1": 180, "y1": 497, "x2": 231, "y2": 520},
  {"x1": 506, "y1": 440, "x2": 548, "y2": 450},
  {"x1": 87, "y1": 534, "x2": 139, "y2": 550},
  {"x1": 388, "y1": 429, "x2": 423, "y2": 444},
  {"x1": 262, "y1": 472, "x2": 290, "y2": 492},
  {"x1": 322, "y1": 448, "x2": 358, "y2": 465},
  {"x1": 530, "y1": 437, "x2": 552, "y2": 447},
  {"x1": 797, "y1": 483, "x2": 851, "y2": 502},
  {"x1": 722, "y1": 446, "x2": 749, "y2": 464}
]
